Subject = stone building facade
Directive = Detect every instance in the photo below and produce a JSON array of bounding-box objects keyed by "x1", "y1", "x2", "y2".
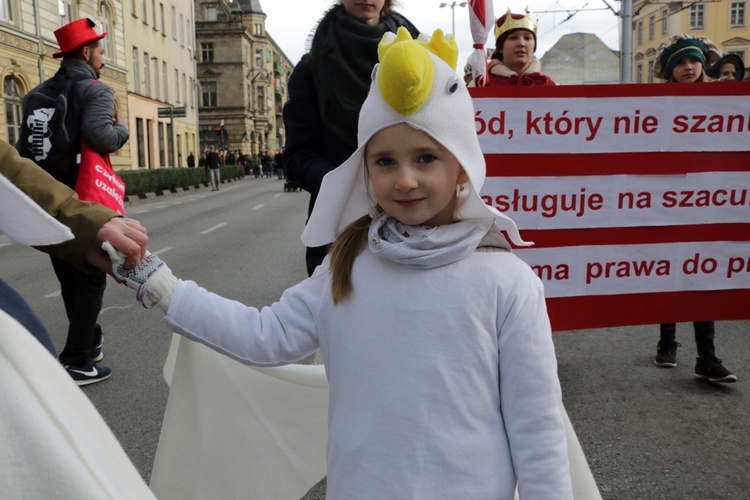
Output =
[
  {"x1": 124, "y1": 0, "x2": 200, "y2": 168},
  {"x1": 0, "y1": 0, "x2": 130, "y2": 168},
  {"x1": 195, "y1": 0, "x2": 292, "y2": 155},
  {"x1": 541, "y1": 33, "x2": 620, "y2": 85},
  {"x1": 632, "y1": 0, "x2": 750, "y2": 82}
]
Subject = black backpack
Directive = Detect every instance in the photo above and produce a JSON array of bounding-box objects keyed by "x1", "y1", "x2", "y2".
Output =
[{"x1": 16, "y1": 70, "x2": 93, "y2": 187}]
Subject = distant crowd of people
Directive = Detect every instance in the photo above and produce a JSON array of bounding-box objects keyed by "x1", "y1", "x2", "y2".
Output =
[{"x1": 193, "y1": 148, "x2": 285, "y2": 181}]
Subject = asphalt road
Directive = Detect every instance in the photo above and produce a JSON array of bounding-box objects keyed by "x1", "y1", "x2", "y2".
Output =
[{"x1": 2, "y1": 176, "x2": 749, "y2": 499}]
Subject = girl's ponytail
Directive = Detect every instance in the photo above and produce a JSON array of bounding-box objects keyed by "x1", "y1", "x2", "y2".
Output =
[{"x1": 328, "y1": 214, "x2": 372, "y2": 304}]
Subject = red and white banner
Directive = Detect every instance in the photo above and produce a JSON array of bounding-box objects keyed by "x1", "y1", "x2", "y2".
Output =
[{"x1": 470, "y1": 82, "x2": 750, "y2": 331}]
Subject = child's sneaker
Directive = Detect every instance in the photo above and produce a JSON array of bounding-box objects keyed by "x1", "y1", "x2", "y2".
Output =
[
  {"x1": 64, "y1": 361, "x2": 112, "y2": 386},
  {"x1": 694, "y1": 356, "x2": 737, "y2": 383},
  {"x1": 654, "y1": 340, "x2": 680, "y2": 367},
  {"x1": 90, "y1": 336, "x2": 104, "y2": 362}
]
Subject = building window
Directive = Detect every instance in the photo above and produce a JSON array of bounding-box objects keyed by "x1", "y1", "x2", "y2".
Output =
[
  {"x1": 182, "y1": 72, "x2": 187, "y2": 106},
  {"x1": 133, "y1": 47, "x2": 140, "y2": 93},
  {"x1": 730, "y1": 2, "x2": 746, "y2": 27},
  {"x1": 255, "y1": 49, "x2": 262, "y2": 67},
  {"x1": 647, "y1": 59, "x2": 654, "y2": 83},
  {"x1": 171, "y1": 5, "x2": 176, "y2": 39},
  {"x1": 256, "y1": 85, "x2": 265, "y2": 110},
  {"x1": 142, "y1": 0, "x2": 147, "y2": 24},
  {"x1": 648, "y1": 15, "x2": 655, "y2": 40},
  {"x1": 689, "y1": 4, "x2": 705, "y2": 30},
  {"x1": 144, "y1": 51, "x2": 151, "y2": 97},
  {"x1": 62, "y1": 0, "x2": 78, "y2": 24},
  {"x1": 167, "y1": 123, "x2": 173, "y2": 166},
  {"x1": 187, "y1": 18, "x2": 192, "y2": 50},
  {"x1": 153, "y1": 57, "x2": 160, "y2": 100},
  {"x1": 99, "y1": 3, "x2": 115, "y2": 64},
  {"x1": 636, "y1": 64, "x2": 643, "y2": 83},
  {"x1": 637, "y1": 21, "x2": 643, "y2": 44},
  {"x1": 130, "y1": 0, "x2": 137, "y2": 17},
  {"x1": 158, "y1": 123, "x2": 165, "y2": 166},
  {"x1": 162, "y1": 61, "x2": 168, "y2": 101},
  {"x1": 174, "y1": 69, "x2": 180, "y2": 102},
  {"x1": 206, "y1": 6, "x2": 216, "y2": 21},
  {"x1": 160, "y1": 3, "x2": 165, "y2": 33},
  {"x1": 201, "y1": 42, "x2": 214, "y2": 62},
  {"x1": 661, "y1": 8, "x2": 668, "y2": 34},
  {"x1": 4, "y1": 76, "x2": 22, "y2": 145},
  {"x1": 136, "y1": 118, "x2": 146, "y2": 167},
  {"x1": 189, "y1": 77, "x2": 194, "y2": 108},
  {"x1": 202, "y1": 81, "x2": 217, "y2": 107},
  {"x1": 179, "y1": 12, "x2": 184, "y2": 46},
  {"x1": 254, "y1": 23, "x2": 263, "y2": 35}
]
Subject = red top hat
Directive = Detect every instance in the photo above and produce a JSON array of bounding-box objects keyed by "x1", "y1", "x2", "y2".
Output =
[{"x1": 53, "y1": 18, "x2": 107, "y2": 58}]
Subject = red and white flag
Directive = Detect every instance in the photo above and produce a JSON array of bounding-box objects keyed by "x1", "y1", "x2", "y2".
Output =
[{"x1": 467, "y1": 0, "x2": 493, "y2": 86}]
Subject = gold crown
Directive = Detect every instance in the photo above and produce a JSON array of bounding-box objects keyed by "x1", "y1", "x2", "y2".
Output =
[{"x1": 494, "y1": 7, "x2": 536, "y2": 41}]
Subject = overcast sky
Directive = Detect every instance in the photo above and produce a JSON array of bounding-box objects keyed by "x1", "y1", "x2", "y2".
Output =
[{"x1": 262, "y1": 0, "x2": 622, "y2": 67}]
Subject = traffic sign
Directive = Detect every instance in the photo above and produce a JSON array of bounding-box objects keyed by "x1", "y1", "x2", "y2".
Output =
[{"x1": 157, "y1": 106, "x2": 187, "y2": 118}]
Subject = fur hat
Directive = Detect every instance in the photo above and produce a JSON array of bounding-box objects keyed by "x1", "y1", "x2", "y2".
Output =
[
  {"x1": 53, "y1": 18, "x2": 106, "y2": 58},
  {"x1": 653, "y1": 34, "x2": 721, "y2": 80},
  {"x1": 301, "y1": 28, "x2": 527, "y2": 248},
  {"x1": 706, "y1": 53, "x2": 746, "y2": 81}
]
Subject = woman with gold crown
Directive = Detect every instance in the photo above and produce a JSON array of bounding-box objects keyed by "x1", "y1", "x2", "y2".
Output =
[{"x1": 484, "y1": 8, "x2": 556, "y2": 86}]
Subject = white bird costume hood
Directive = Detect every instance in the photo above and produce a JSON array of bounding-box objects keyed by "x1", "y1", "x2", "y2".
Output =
[{"x1": 301, "y1": 28, "x2": 529, "y2": 248}]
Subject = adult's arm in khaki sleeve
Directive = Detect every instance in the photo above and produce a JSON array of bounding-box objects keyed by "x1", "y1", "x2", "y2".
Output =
[{"x1": 0, "y1": 141, "x2": 147, "y2": 272}]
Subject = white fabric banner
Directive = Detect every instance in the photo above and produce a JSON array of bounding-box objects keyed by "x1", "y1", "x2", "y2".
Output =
[
  {"x1": 517, "y1": 241, "x2": 750, "y2": 298},
  {"x1": 150, "y1": 336, "x2": 329, "y2": 500},
  {"x1": 0, "y1": 310, "x2": 156, "y2": 499},
  {"x1": 151, "y1": 336, "x2": 602, "y2": 499},
  {"x1": 482, "y1": 172, "x2": 750, "y2": 229}
]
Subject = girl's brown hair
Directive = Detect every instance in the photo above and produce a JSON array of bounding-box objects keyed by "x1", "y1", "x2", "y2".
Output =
[{"x1": 328, "y1": 214, "x2": 373, "y2": 304}]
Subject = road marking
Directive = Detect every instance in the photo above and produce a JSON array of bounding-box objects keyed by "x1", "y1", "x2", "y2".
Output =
[
  {"x1": 45, "y1": 290, "x2": 62, "y2": 298},
  {"x1": 274, "y1": 194, "x2": 281, "y2": 198},
  {"x1": 252, "y1": 204, "x2": 265, "y2": 210},
  {"x1": 153, "y1": 247, "x2": 173, "y2": 255},
  {"x1": 200, "y1": 223, "x2": 227, "y2": 234}
]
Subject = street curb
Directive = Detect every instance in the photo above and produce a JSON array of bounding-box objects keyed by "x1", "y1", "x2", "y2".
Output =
[{"x1": 124, "y1": 176, "x2": 246, "y2": 207}]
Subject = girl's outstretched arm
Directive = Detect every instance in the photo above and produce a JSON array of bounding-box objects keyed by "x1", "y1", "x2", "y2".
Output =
[{"x1": 104, "y1": 242, "x2": 324, "y2": 366}]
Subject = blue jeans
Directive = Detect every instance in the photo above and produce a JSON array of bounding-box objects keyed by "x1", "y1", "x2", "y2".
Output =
[{"x1": 0, "y1": 279, "x2": 56, "y2": 356}]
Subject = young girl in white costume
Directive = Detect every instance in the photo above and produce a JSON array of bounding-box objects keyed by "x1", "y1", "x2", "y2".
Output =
[{"x1": 108, "y1": 28, "x2": 572, "y2": 499}]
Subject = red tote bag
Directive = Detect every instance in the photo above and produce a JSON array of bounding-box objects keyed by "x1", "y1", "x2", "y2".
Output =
[{"x1": 74, "y1": 138, "x2": 125, "y2": 215}]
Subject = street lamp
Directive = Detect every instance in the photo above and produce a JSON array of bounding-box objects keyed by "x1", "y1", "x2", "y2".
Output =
[{"x1": 439, "y1": 1, "x2": 467, "y2": 35}]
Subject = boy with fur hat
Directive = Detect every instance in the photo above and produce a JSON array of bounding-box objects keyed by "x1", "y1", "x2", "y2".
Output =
[
  {"x1": 107, "y1": 28, "x2": 572, "y2": 498},
  {"x1": 651, "y1": 34, "x2": 736, "y2": 383},
  {"x1": 484, "y1": 7, "x2": 555, "y2": 86}
]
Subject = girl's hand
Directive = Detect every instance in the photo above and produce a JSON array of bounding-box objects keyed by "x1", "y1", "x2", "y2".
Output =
[{"x1": 102, "y1": 242, "x2": 178, "y2": 309}]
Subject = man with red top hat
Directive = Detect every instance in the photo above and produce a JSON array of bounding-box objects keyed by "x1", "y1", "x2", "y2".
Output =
[
  {"x1": 482, "y1": 8, "x2": 556, "y2": 87},
  {"x1": 19, "y1": 18, "x2": 129, "y2": 386}
]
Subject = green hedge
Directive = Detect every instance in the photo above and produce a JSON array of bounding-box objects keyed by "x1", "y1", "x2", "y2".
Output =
[{"x1": 117, "y1": 166, "x2": 245, "y2": 200}]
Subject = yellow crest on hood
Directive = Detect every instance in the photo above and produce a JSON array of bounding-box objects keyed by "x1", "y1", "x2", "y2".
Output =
[{"x1": 376, "y1": 28, "x2": 458, "y2": 116}]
